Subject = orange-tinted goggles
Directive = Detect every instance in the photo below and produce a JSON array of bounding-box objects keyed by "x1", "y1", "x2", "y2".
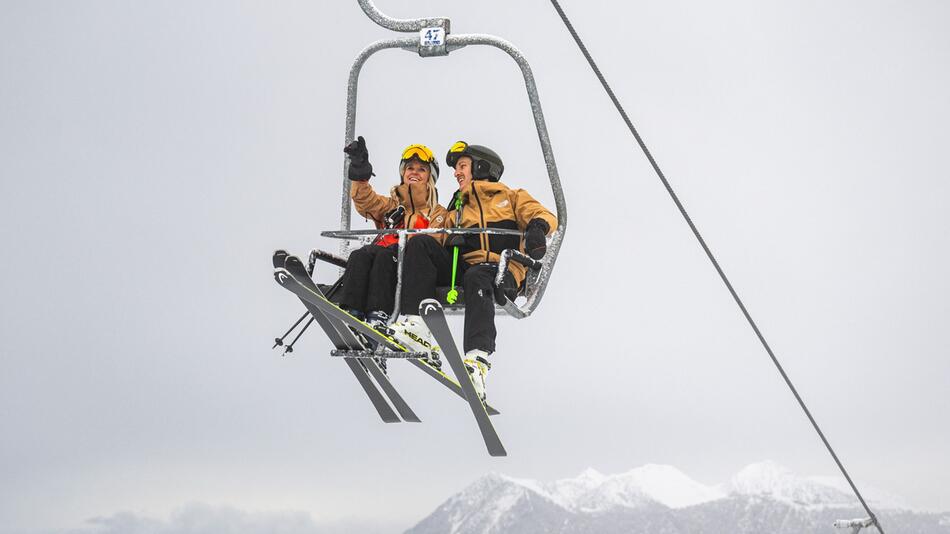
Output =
[{"x1": 401, "y1": 144, "x2": 435, "y2": 163}]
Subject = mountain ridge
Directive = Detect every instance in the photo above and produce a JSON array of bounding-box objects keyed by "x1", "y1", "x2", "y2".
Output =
[{"x1": 405, "y1": 461, "x2": 949, "y2": 534}]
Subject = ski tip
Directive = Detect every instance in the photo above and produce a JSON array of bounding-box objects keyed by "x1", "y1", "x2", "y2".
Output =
[
  {"x1": 419, "y1": 298, "x2": 442, "y2": 316},
  {"x1": 274, "y1": 267, "x2": 293, "y2": 286},
  {"x1": 284, "y1": 254, "x2": 304, "y2": 269},
  {"x1": 272, "y1": 249, "x2": 289, "y2": 268}
]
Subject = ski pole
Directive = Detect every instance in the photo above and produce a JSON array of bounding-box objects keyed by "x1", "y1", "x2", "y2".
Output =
[
  {"x1": 283, "y1": 316, "x2": 315, "y2": 356},
  {"x1": 274, "y1": 311, "x2": 309, "y2": 349},
  {"x1": 446, "y1": 195, "x2": 464, "y2": 304},
  {"x1": 447, "y1": 246, "x2": 460, "y2": 304}
]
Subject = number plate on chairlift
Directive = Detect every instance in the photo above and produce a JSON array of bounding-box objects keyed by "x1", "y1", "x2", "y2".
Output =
[{"x1": 420, "y1": 27, "x2": 445, "y2": 47}]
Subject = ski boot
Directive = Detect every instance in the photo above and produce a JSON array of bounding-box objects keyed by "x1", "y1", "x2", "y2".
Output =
[
  {"x1": 463, "y1": 350, "x2": 491, "y2": 401},
  {"x1": 391, "y1": 314, "x2": 442, "y2": 370}
]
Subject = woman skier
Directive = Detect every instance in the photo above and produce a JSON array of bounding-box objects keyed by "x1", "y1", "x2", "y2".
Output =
[{"x1": 337, "y1": 136, "x2": 449, "y2": 368}]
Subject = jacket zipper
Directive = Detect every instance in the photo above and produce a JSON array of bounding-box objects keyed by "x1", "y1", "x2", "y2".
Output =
[
  {"x1": 471, "y1": 183, "x2": 489, "y2": 262},
  {"x1": 407, "y1": 187, "x2": 417, "y2": 228}
]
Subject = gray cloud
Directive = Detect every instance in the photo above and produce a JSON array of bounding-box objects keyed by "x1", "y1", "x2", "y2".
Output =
[{"x1": 64, "y1": 503, "x2": 395, "y2": 534}]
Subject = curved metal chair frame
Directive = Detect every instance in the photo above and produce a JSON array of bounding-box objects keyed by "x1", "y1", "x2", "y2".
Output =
[{"x1": 329, "y1": 0, "x2": 568, "y2": 319}]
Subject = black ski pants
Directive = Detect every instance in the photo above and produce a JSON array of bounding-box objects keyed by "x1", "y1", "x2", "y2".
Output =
[
  {"x1": 460, "y1": 262, "x2": 516, "y2": 354},
  {"x1": 337, "y1": 244, "x2": 397, "y2": 315},
  {"x1": 400, "y1": 235, "x2": 453, "y2": 314},
  {"x1": 400, "y1": 235, "x2": 517, "y2": 354}
]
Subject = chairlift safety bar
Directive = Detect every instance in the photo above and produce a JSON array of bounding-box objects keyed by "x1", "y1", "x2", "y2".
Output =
[{"x1": 321, "y1": 228, "x2": 525, "y2": 239}]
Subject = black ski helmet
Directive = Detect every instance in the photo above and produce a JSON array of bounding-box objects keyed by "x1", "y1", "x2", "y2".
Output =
[{"x1": 445, "y1": 141, "x2": 504, "y2": 182}]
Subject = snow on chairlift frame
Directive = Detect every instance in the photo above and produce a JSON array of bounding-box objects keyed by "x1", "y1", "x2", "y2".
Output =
[{"x1": 325, "y1": 0, "x2": 567, "y2": 320}]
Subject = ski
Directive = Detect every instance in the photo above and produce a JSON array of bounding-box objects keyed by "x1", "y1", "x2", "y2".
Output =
[
  {"x1": 272, "y1": 251, "x2": 405, "y2": 423},
  {"x1": 274, "y1": 258, "x2": 500, "y2": 415},
  {"x1": 420, "y1": 299, "x2": 507, "y2": 457},
  {"x1": 282, "y1": 255, "x2": 420, "y2": 423},
  {"x1": 405, "y1": 359, "x2": 500, "y2": 416}
]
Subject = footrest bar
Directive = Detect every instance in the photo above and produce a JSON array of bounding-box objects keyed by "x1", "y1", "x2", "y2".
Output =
[{"x1": 331, "y1": 349, "x2": 429, "y2": 359}]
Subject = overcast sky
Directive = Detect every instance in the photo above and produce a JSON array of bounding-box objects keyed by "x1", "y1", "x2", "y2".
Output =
[{"x1": 2, "y1": 1, "x2": 949, "y2": 533}]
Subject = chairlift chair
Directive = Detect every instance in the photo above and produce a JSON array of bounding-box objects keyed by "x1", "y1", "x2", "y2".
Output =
[
  {"x1": 272, "y1": 0, "x2": 568, "y2": 457},
  {"x1": 313, "y1": 0, "x2": 567, "y2": 320}
]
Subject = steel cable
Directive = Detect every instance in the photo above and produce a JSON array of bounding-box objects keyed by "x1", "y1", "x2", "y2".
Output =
[{"x1": 547, "y1": 1, "x2": 882, "y2": 531}]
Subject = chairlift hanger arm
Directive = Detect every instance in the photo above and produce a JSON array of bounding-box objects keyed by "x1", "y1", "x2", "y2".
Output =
[{"x1": 357, "y1": 0, "x2": 448, "y2": 33}]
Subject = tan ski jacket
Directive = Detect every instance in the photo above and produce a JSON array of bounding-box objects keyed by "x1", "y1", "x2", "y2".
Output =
[
  {"x1": 350, "y1": 180, "x2": 449, "y2": 245},
  {"x1": 447, "y1": 180, "x2": 557, "y2": 287}
]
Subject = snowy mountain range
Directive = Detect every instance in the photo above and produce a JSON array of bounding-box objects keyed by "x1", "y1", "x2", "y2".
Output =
[{"x1": 406, "y1": 461, "x2": 950, "y2": 534}]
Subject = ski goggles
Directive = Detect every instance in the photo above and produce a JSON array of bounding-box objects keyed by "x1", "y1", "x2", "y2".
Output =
[
  {"x1": 446, "y1": 141, "x2": 469, "y2": 167},
  {"x1": 401, "y1": 144, "x2": 436, "y2": 163}
]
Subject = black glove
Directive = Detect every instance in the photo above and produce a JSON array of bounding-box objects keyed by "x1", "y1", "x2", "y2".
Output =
[
  {"x1": 343, "y1": 136, "x2": 374, "y2": 181},
  {"x1": 383, "y1": 205, "x2": 405, "y2": 229},
  {"x1": 524, "y1": 218, "x2": 550, "y2": 260},
  {"x1": 493, "y1": 272, "x2": 518, "y2": 305}
]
